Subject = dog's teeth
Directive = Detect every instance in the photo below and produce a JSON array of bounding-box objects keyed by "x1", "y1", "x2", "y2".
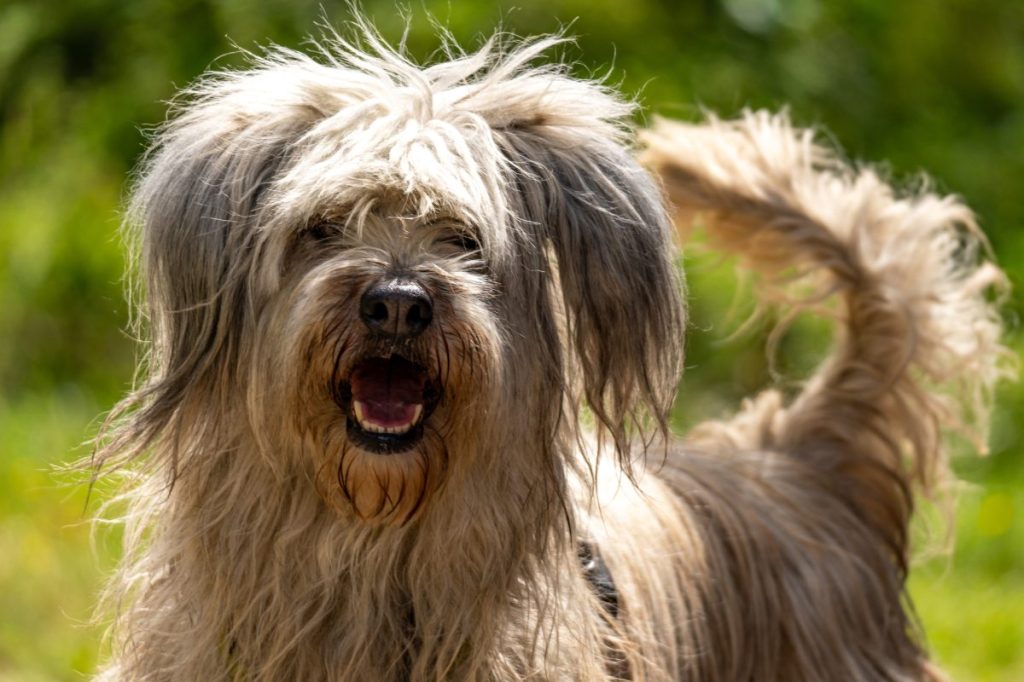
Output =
[
  {"x1": 352, "y1": 400, "x2": 423, "y2": 436},
  {"x1": 353, "y1": 400, "x2": 368, "y2": 426}
]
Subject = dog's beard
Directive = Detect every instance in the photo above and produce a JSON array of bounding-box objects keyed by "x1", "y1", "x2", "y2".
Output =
[
  {"x1": 329, "y1": 352, "x2": 444, "y2": 523},
  {"x1": 257, "y1": 253, "x2": 503, "y2": 525}
]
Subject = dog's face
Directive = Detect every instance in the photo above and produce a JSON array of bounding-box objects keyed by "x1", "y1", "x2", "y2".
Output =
[
  {"x1": 264, "y1": 204, "x2": 503, "y2": 522},
  {"x1": 126, "y1": 37, "x2": 684, "y2": 525}
]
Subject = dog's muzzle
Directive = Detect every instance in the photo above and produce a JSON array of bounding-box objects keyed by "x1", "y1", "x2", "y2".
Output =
[{"x1": 335, "y1": 356, "x2": 440, "y2": 454}]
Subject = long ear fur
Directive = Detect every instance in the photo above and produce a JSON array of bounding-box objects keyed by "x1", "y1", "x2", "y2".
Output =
[
  {"x1": 499, "y1": 124, "x2": 685, "y2": 466},
  {"x1": 95, "y1": 62, "x2": 323, "y2": 475}
]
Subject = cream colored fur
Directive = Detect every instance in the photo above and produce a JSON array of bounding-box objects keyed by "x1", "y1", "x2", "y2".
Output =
[{"x1": 91, "y1": 26, "x2": 1012, "y2": 682}]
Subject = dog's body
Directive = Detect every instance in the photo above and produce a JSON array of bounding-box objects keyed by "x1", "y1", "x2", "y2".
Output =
[{"x1": 93, "y1": 31, "x2": 1010, "y2": 681}]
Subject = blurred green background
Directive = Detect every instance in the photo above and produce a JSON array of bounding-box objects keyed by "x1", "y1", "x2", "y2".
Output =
[{"x1": 1, "y1": 0, "x2": 1021, "y2": 679}]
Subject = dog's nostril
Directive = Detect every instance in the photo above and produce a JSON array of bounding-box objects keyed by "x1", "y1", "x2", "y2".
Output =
[
  {"x1": 369, "y1": 302, "x2": 389, "y2": 323},
  {"x1": 360, "y1": 279, "x2": 433, "y2": 338},
  {"x1": 405, "y1": 300, "x2": 432, "y2": 335}
]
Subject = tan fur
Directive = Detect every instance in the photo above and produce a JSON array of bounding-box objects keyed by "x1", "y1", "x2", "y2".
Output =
[{"x1": 90, "y1": 25, "x2": 1011, "y2": 682}]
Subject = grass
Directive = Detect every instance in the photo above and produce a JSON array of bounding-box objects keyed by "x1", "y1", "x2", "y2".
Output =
[
  {"x1": 0, "y1": 396, "x2": 107, "y2": 680},
  {"x1": 910, "y1": 444, "x2": 1024, "y2": 682}
]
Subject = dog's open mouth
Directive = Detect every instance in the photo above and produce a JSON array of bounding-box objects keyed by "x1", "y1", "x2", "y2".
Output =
[{"x1": 337, "y1": 356, "x2": 439, "y2": 454}]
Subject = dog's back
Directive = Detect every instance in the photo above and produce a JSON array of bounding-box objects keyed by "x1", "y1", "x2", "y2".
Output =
[{"x1": 579, "y1": 112, "x2": 1012, "y2": 681}]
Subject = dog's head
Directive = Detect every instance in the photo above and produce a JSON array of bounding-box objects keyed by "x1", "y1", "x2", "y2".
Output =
[{"x1": 122, "y1": 32, "x2": 684, "y2": 524}]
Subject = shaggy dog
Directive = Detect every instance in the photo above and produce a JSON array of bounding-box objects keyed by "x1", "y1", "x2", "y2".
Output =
[{"x1": 93, "y1": 27, "x2": 1011, "y2": 681}]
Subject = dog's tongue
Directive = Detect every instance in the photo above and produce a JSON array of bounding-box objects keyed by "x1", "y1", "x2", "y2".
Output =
[{"x1": 349, "y1": 357, "x2": 426, "y2": 431}]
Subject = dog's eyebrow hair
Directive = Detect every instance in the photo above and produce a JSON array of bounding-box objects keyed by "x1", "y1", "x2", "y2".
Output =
[
  {"x1": 420, "y1": 215, "x2": 467, "y2": 228},
  {"x1": 419, "y1": 217, "x2": 484, "y2": 243}
]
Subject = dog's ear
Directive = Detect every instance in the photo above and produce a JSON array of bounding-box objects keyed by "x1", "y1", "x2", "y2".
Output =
[
  {"x1": 498, "y1": 128, "x2": 685, "y2": 463},
  {"x1": 110, "y1": 68, "x2": 317, "y2": 470}
]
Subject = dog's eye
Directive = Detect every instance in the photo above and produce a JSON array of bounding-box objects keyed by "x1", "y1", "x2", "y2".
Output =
[
  {"x1": 439, "y1": 233, "x2": 481, "y2": 254},
  {"x1": 306, "y1": 221, "x2": 337, "y2": 242}
]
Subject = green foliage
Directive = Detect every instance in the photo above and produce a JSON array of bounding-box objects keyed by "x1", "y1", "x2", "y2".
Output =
[{"x1": 1, "y1": 1, "x2": 1021, "y2": 679}]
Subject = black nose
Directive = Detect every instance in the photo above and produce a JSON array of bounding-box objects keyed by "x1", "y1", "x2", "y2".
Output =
[{"x1": 359, "y1": 279, "x2": 433, "y2": 338}]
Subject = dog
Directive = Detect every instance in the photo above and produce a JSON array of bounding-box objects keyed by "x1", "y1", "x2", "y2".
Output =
[{"x1": 92, "y1": 26, "x2": 1011, "y2": 681}]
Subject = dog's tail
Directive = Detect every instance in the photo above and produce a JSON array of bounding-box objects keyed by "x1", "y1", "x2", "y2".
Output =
[{"x1": 640, "y1": 111, "x2": 1013, "y2": 567}]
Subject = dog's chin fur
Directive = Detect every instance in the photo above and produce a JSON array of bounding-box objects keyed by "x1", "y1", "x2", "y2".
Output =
[{"x1": 91, "y1": 24, "x2": 1012, "y2": 682}]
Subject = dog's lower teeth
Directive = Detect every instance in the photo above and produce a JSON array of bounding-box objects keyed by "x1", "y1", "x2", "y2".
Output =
[{"x1": 352, "y1": 401, "x2": 423, "y2": 435}]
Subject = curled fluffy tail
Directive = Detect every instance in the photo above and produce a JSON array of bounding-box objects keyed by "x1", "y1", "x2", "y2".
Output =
[{"x1": 641, "y1": 111, "x2": 1013, "y2": 563}]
